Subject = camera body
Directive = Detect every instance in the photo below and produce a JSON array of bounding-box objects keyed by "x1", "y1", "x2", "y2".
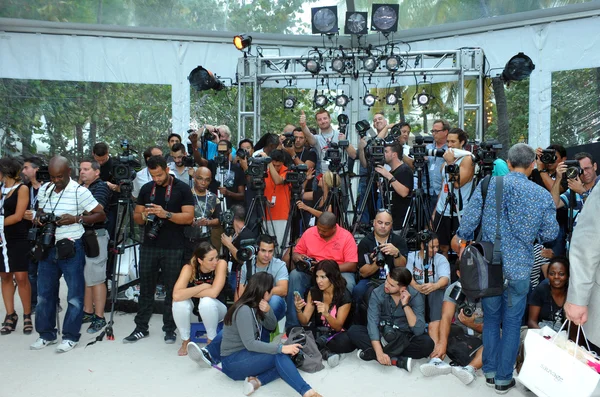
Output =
[
  {"x1": 296, "y1": 256, "x2": 317, "y2": 273},
  {"x1": 372, "y1": 246, "x2": 387, "y2": 267},
  {"x1": 283, "y1": 132, "x2": 295, "y2": 148},
  {"x1": 355, "y1": 120, "x2": 371, "y2": 138},
  {"x1": 379, "y1": 320, "x2": 400, "y2": 343},
  {"x1": 366, "y1": 138, "x2": 385, "y2": 166},
  {"x1": 246, "y1": 156, "x2": 271, "y2": 177},
  {"x1": 448, "y1": 284, "x2": 476, "y2": 317},
  {"x1": 237, "y1": 148, "x2": 248, "y2": 160},
  {"x1": 411, "y1": 135, "x2": 435, "y2": 167},
  {"x1": 539, "y1": 148, "x2": 557, "y2": 165},
  {"x1": 113, "y1": 139, "x2": 141, "y2": 183},
  {"x1": 238, "y1": 238, "x2": 258, "y2": 262},
  {"x1": 286, "y1": 164, "x2": 308, "y2": 185},
  {"x1": 564, "y1": 160, "x2": 583, "y2": 179},
  {"x1": 146, "y1": 213, "x2": 164, "y2": 240},
  {"x1": 445, "y1": 163, "x2": 460, "y2": 176},
  {"x1": 30, "y1": 213, "x2": 62, "y2": 249}
]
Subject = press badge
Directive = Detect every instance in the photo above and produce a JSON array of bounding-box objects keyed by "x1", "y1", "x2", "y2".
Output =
[{"x1": 271, "y1": 196, "x2": 276, "y2": 205}]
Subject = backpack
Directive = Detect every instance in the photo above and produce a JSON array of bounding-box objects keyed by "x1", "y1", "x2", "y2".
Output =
[
  {"x1": 459, "y1": 176, "x2": 505, "y2": 301},
  {"x1": 284, "y1": 327, "x2": 324, "y2": 373}
]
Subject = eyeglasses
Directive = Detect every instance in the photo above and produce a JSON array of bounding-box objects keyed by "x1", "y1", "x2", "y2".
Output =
[{"x1": 430, "y1": 129, "x2": 444, "y2": 133}]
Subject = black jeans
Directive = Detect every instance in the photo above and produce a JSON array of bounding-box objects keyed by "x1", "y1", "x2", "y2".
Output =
[{"x1": 346, "y1": 324, "x2": 434, "y2": 359}]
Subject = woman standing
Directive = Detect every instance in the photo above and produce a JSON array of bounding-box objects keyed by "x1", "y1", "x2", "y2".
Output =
[
  {"x1": 0, "y1": 157, "x2": 32, "y2": 335},
  {"x1": 218, "y1": 272, "x2": 322, "y2": 397},
  {"x1": 528, "y1": 256, "x2": 569, "y2": 331},
  {"x1": 172, "y1": 242, "x2": 228, "y2": 356},
  {"x1": 295, "y1": 260, "x2": 354, "y2": 367}
]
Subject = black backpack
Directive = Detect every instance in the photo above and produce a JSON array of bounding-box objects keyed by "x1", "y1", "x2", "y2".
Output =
[{"x1": 459, "y1": 176, "x2": 505, "y2": 301}]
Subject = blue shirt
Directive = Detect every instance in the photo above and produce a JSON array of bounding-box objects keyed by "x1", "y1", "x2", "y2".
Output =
[
  {"x1": 426, "y1": 142, "x2": 448, "y2": 195},
  {"x1": 200, "y1": 141, "x2": 236, "y2": 161},
  {"x1": 560, "y1": 175, "x2": 600, "y2": 228},
  {"x1": 456, "y1": 172, "x2": 558, "y2": 281}
]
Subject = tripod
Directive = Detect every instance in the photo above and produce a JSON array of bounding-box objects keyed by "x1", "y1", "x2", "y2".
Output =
[
  {"x1": 434, "y1": 173, "x2": 461, "y2": 236},
  {"x1": 105, "y1": 182, "x2": 140, "y2": 340},
  {"x1": 281, "y1": 184, "x2": 306, "y2": 264},
  {"x1": 324, "y1": 166, "x2": 351, "y2": 229},
  {"x1": 352, "y1": 162, "x2": 385, "y2": 235},
  {"x1": 244, "y1": 178, "x2": 279, "y2": 256},
  {"x1": 565, "y1": 189, "x2": 577, "y2": 253},
  {"x1": 401, "y1": 159, "x2": 433, "y2": 248}
]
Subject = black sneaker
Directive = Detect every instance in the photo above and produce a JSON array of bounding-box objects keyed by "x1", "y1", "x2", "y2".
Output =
[
  {"x1": 495, "y1": 379, "x2": 516, "y2": 394},
  {"x1": 164, "y1": 330, "x2": 176, "y2": 344},
  {"x1": 395, "y1": 356, "x2": 412, "y2": 372},
  {"x1": 187, "y1": 342, "x2": 216, "y2": 367},
  {"x1": 486, "y1": 377, "x2": 496, "y2": 387},
  {"x1": 87, "y1": 316, "x2": 106, "y2": 334},
  {"x1": 123, "y1": 330, "x2": 149, "y2": 343},
  {"x1": 357, "y1": 347, "x2": 376, "y2": 361},
  {"x1": 82, "y1": 312, "x2": 94, "y2": 323}
]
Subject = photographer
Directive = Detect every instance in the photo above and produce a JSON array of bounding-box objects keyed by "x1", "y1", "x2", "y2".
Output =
[
  {"x1": 124, "y1": 155, "x2": 194, "y2": 344},
  {"x1": 233, "y1": 138, "x2": 254, "y2": 168},
  {"x1": 285, "y1": 212, "x2": 358, "y2": 331},
  {"x1": 167, "y1": 143, "x2": 195, "y2": 188},
  {"x1": 262, "y1": 149, "x2": 290, "y2": 247},
  {"x1": 297, "y1": 171, "x2": 335, "y2": 220},
  {"x1": 347, "y1": 267, "x2": 433, "y2": 372},
  {"x1": 551, "y1": 152, "x2": 599, "y2": 227},
  {"x1": 420, "y1": 267, "x2": 484, "y2": 386},
  {"x1": 433, "y1": 128, "x2": 475, "y2": 257},
  {"x1": 164, "y1": 133, "x2": 182, "y2": 163},
  {"x1": 31, "y1": 156, "x2": 106, "y2": 352},
  {"x1": 374, "y1": 142, "x2": 413, "y2": 231},
  {"x1": 299, "y1": 109, "x2": 339, "y2": 176},
  {"x1": 355, "y1": 210, "x2": 408, "y2": 303},
  {"x1": 220, "y1": 204, "x2": 258, "y2": 291},
  {"x1": 92, "y1": 142, "x2": 119, "y2": 237},
  {"x1": 283, "y1": 127, "x2": 317, "y2": 172},
  {"x1": 132, "y1": 146, "x2": 165, "y2": 199},
  {"x1": 207, "y1": 140, "x2": 246, "y2": 209},
  {"x1": 184, "y1": 167, "x2": 221, "y2": 258}
]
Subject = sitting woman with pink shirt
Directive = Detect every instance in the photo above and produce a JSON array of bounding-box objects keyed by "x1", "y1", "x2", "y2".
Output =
[{"x1": 294, "y1": 260, "x2": 355, "y2": 367}]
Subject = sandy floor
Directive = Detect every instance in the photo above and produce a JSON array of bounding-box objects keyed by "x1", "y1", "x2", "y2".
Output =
[{"x1": 1, "y1": 283, "x2": 536, "y2": 397}]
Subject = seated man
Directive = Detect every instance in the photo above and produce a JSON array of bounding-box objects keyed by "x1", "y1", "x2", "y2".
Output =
[
  {"x1": 355, "y1": 209, "x2": 408, "y2": 304},
  {"x1": 347, "y1": 267, "x2": 434, "y2": 372},
  {"x1": 285, "y1": 212, "x2": 358, "y2": 330},
  {"x1": 420, "y1": 271, "x2": 484, "y2": 386}
]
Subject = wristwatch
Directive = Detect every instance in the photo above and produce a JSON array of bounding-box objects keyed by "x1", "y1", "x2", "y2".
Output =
[
  {"x1": 389, "y1": 177, "x2": 397, "y2": 184},
  {"x1": 394, "y1": 250, "x2": 401, "y2": 258},
  {"x1": 78, "y1": 215, "x2": 84, "y2": 224},
  {"x1": 166, "y1": 212, "x2": 173, "y2": 220},
  {"x1": 582, "y1": 191, "x2": 590, "y2": 200},
  {"x1": 292, "y1": 155, "x2": 297, "y2": 160}
]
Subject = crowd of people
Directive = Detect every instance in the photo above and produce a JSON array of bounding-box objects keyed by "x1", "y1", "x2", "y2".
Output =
[{"x1": 0, "y1": 109, "x2": 599, "y2": 396}]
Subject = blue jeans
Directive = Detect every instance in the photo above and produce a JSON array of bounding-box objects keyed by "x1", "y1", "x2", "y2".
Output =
[
  {"x1": 481, "y1": 278, "x2": 530, "y2": 386},
  {"x1": 222, "y1": 349, "x2": 312, "y2": 396},
  {"x1": 207, "y1": 295, "x2": 286, "y2": 364},
  {"x1": 35, "y1": 239, "x2": 86, "y2": 342},
  {"x1": 28, "y1": 259, "x2": 38, "y2": 308}
]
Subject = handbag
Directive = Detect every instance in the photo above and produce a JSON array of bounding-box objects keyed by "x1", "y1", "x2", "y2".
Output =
[
  {"x1": 518, "y1": 321, "x2": 600, "y2": 397},
  {"x1": 284, "y1": 326, "x2": 324, "y2": 373},
  {"x1": 82, "y1": 227, "x2": 100, "y2": 258}
]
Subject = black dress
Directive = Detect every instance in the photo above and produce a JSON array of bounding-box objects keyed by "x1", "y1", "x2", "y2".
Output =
[{"x1": 0, "y1": 184, "x2": 30, "y2": 273}]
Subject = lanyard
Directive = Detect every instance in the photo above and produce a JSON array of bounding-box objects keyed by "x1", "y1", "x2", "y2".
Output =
[
  {"x1": 193, "y1": 190, "x2": 209, "y2": 219},
  {"x1": 150, "y1": 176, "x2": 173, "y2": 206},
  {"x1": 252, "y1": 258, "x2": 271, "y2": 277},
  {"x1": 30, "y1": 186, "x2": 39, "y2": 210},
  {"x1": 42, "y1": 184, "x2": 66, "y2": 214},
  {"x1": 252, "y1": 308, "x2": 262, "y2": 340}
]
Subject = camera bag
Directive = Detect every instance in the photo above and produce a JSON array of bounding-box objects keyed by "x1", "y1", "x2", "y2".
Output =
[
  {"x1": 82, "y1": 227, "x2": 100, "y2": 258},
  {"x1": 459, "y1": 176, "x2": 504, "y2": 301},
  {"x1": 55, "y1": 238, "x2": 76, "y2": 260},
  {"x1": 284, "y1": 326, "x2": 324, "y2": 373}
]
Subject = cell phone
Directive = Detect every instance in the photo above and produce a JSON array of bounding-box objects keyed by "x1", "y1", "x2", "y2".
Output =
[{"x1": 294, "y1": 291, "x2": 302, "y2": 300}]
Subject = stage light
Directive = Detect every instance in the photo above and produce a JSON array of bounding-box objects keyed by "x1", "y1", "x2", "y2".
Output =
[
  {"x1": 311, "y1": 6, "x2": 338, "y2": 34},
  {"x1": 233, "y1": 34, "x2": 252, "y2": 51},
  {"x1": 385, "y1": 55, "x2": 401, "y2": 72},
  {"x1": 371, "y1": 4, "x2": 399, "y2": 33},
  {"x1": 331, "y1": 57, "x2": 345, "y2": 73},
  {"x1": 386, "y1": 92, "x2": 398, "y2": 106},
  {"x1": 344, "y1": 11, "x2": 368, "y2": 35},
  {"x1": 363, "y1": 93, "x2": 376, "y2": 108},
  {"x1": 314, "y1": 93, "x2": 329, "y2": 108},
  {"x1": 416, "y1": 89, "x2": 431, "y2": 107},
  {"x1": 188, "y1": 66, "x2": 224, "y2": 91},
  {"x1": 502, "y1": 52, "x2": 535, "y2": 82},
  {"x1": 335, "y1": 94, "x2": 350, "y2": 108},
  {"x1": 363, "y1": 56, "x2": 378, "y2": 72},
  {"x1": 306, "y1": 59, "x2": 321, "y2": 74},
  {"x1": 283, "y1": 95, "x2": 296, "y2": 110}
]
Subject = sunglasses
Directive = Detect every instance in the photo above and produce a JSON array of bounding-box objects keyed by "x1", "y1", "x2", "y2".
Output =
[{"x1": 377, "y1": 208, "x2": 392, "y2": 215}]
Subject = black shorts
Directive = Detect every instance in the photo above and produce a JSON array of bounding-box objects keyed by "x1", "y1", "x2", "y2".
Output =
[{"x1": 433, "y1": 211, "x2": 459, "y2": 247}]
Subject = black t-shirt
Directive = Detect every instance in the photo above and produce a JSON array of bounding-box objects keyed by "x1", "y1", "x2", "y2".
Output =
[
  {"x1": 357, "y1": 233, "x2": 409, "y2": 280},
  {"x1": 208, "y1": 160, "x2": 246, "y2": 208},
  {"x1": 307, "y1": 288, "x2": 352, "y2": 329},
  {"x1": 137, "y1": 177, "x2": 194, "y2": 249},
  {"x1": 99, "y1": 157, "x2": 120, "y2": 206},
  {"x1": 231, "y1": 225, "x2": 259, "y2": 271},
  {"x1": 529, "y1": 169, "x2": 568, "y2": 227},
  {"x1": 295, "y1": 148, "x2": 317, "y2": 193},
  {"x1": 390, "y1": 163, "x2": 414, "y2": 230},
  {"x1": 529, "y1": 282, "x2": 565, "y2": 325}
]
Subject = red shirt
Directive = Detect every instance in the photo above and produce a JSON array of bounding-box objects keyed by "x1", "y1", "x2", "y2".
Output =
[
  {"x1": 265, "y1": 164, "x2": 290, "y2": 221},
  {"x1": 295, "y1": 225, "x2": 358, "y2": 265}
]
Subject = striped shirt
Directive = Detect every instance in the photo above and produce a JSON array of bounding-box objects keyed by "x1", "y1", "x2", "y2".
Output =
[
  {"x1": 84, "y1": 178, "x2": 111, "y2": 229},
  {"x1": 38, "y1": 179, "x2": 99, "y2": 241}
]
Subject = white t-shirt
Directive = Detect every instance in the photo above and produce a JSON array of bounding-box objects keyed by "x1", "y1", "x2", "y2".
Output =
[{"x1": 405, "y1": 252, "x2": 450, "y2": 284}]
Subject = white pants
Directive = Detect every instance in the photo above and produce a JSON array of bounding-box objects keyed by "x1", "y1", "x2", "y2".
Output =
[{"x1": 172, "y1": 297, "x2": 227, "y2": 340}]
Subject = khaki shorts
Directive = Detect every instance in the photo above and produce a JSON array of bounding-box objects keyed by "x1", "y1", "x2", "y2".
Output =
[{"x1": 84, "y1": 230, "x2": 109, "y2": 287}]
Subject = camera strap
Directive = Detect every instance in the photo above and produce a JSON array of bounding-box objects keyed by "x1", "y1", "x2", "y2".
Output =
[
  {"x1": 46, "y1": 184, "x2": 66, "y2": 215},
  {"x1": 193, "y1": 190, "x2": 208, "y2": 219},
  {"x1": 252, "y1": 308, "x2": 262, "y2": 341},
  {"x1": 150, "y1": 176, "x2": 174, "y2": 206}
]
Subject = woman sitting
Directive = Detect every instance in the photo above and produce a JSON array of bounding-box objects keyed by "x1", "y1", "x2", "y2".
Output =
[
  {"x1": 219, "y1": 272, "x2": 322, "y2": 397},
  {"x1": 294, "y1": 260, "x2": 355, "y2": 367},
  {"x1": 297, "y1": 171, "x2": 338, "y2": 220},
  {"x1": 172, "y1": 241, "x2": 228, "y2": 356},
  {"x1": 528, "y1": 256, "x2": 569, "y2": 332}
]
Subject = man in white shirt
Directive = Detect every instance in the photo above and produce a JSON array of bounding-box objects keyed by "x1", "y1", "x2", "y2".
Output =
[{"x1": 133, "y1": 146, "x2": 163, "y2": 199}]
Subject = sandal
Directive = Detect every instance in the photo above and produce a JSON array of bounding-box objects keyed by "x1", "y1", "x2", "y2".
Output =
[
  {"x1": 23, "y1": 313, "x2": 33, "y2": 335},
  {"x1": 1, "y1": 313, "x2": 18, "y2": 335}
]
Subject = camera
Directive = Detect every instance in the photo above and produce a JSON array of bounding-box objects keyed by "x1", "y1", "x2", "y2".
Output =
[
  {"x1": 448, "y1": 284, "x2": 476, "y2": 317},
  {"x1": 288, "y1": 330, "x2": 308, "y2": 368},
  {"x1": 539, "y1": 148, "x2": 557, "y2": 165},
  {"x1": 246, "y1": 156, "x2": 271, "y2": 177},
  {"x1": 379, "y1": 321, "x2": 400, "y2": 343},
  {"x1": 410, "y1": 135, "x2": 435, "y2": 167},
  {"x1": 472, "y1": 140, "x2": 502, "y2": 176},
  {"x1": 238, "y1": 239, "x2": 257, "y2": 262},
  {"x1": 445, "y1": 163, "x2": 460, "y2": 175},
  {"x1": 372, "y1": 246, "x2": 387, "y2": 267},
  {"x1": 182, "y1": 143, "x2": 196, "y2": 167},
  {"x1": 338, "y1": 114, "x2": 349, "y2": 135},
  {"x1": 34, "y1": 213, "x2": 62, "y2": 248},
  {"x1": 35, "y1": 166, "x2": 50, "y2": 184},
  {"x1": 366, "y1": 138, "x2": 385, "y2": 166},
  {"x1": 237, "y1": 148, "x2": 248, "y2": 160},
  {"x1": 564, "y1": 160, "x2": 583, "y2": 179},
  {"x1": 283, "y1": 132, "x2": 295, "y2": 148},
  {"x1": 113, "y1": 140, "x2": 141, "y2": 183},
  {"x1": 355, "y1": 120, "x2": 372, "y2": 138},
  {"x1": 146, "y1": 214, "x2": 164, "y2": 240},
  {"x1": 295, "y1": 256, "x2": 317, "y2": 273},
  {"x1": 285, "y1": 164, "x2": 308, "y2": 184},
  {"x1": 202, "y1": 128, "x2": 216, "y2": 141},
  {"x1": 220, "y1": 210, "x2": 234, "y2": 225}
]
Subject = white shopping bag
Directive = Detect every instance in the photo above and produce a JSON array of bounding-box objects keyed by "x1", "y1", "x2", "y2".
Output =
[{"x1": 518, "y1": 324, "x2": 600, "y2": 397}]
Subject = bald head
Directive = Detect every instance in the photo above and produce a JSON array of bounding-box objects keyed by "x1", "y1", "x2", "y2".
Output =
[
  {"x1": 316, "y1": 212, "x2": 337, "y2": 240},
  {"x1": 48, "y1": 156, "x2": 71, "y2": 191},
  {"x1": 317, "y1": 212, "x2": 337, "y2": 228},
  {"x1": 193, "y1": 166, "x2": 212, "y2": 193}
]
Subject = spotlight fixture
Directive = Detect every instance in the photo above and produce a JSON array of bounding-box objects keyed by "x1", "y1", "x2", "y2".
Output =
[
  {"x1": 331, "y1": 57, "x2": 346, "y2": 73},
  {"x1": 363, "y1": 93, "x2": 377, "y2": 108},
  {"x1": 502, "y1": 52, "x2": 536, "y2": 82},
  {"x1": 311, "y1": 6, "x2": 338, "y2": 34},
  {"x1": 385, "y1": 55, "x2": 402, "y2": 72},
  {"x1": 335, "y1": 94, "x2": 350, "y2": 108},
  {"x1": 188, "y1": 66, "x2": 224, "y2": 92},
  {"x1": 283, "y1": 95, "x2": 296, "y2": 110},
  {"x1": 386, "y1": 92, "x2": 399, "y2": 106},
  {"x1": 416, "y1": 89, "x2": 431, "y2": 107},
  {"x1": 371, "y1": 4, "x2": 399, "y2": 33},
  {"x1": 363, "y1": 56, "x2": 378, "y2": 72},
  {"x1": 233, "y1": 34, "x2": 252, "y2": 51},
  {"x1": 306, "y1": 59, "x2": 321, "y2": 74},
  {"x1": 314, "y1": 93, "x2": 329, "y2": 108},
  {"x1": 344, "y1": 11, "x2": 368, "y2": 35}
]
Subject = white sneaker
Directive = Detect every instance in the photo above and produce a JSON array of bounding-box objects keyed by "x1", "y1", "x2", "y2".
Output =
[
  {"x1": 452, "y1": 365, "x2": 477, "y2": 385},
  {"x1": 30, "y1": 338, "x2": 58, "y2": 350},
  {"x1": 419, "y1": 357, "x2": 452, "y2": 377},
  {"x1": 56, "y1": 339, "x2": 78, "y2": 353},
  {"x1": 327, "y1": 353, "x2": 340, "y2": 368}
]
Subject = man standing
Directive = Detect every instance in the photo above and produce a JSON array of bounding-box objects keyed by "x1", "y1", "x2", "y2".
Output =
[
  {"x1": 299, "y1": 109, "x2": 338, "y2": 176},
  {"x1": 455, "y1": 143, "x2": 558, "y2": 393},
  {"x1": 79, "y1": 159, "x2": 112, "y2": 334},
  {"x1": 31, "y1": 156, "x2": 106, "y2": 352},
  {"x1": 185, "y1": 167, "x2": 221, "y2": 258},
  {"x1": 205, "y1": 140, "x2": 246, "y2": 209},
  {"x1": 132, "y1": 146, "x2": 164, "y2": 199},
  {"x1": 168, "y1": 142, "x2": 195, "y2": 188},
  {"x1": 124, "y1": 156, "x2": 194, "y2": 344},
  {"x1": 93, "y1": 142, "x2": 119, "y2": 237},
  {"x1": 282, "y1": 127, "x2": 317, "y2": 171},
  {"x1": 565, "y1": 186, "x2": 600, "y2": 351},
  {"x1": 165, "y1": 133, "x2": 182, "y2": 163}
]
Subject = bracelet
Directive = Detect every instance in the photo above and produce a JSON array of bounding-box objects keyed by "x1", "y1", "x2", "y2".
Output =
[
  {"x1": 389, "y1": 177, "x2": 397, "y2": 184},
  {"x1": 402, "y1": 304, "x2": 409, "y2": 309}
]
